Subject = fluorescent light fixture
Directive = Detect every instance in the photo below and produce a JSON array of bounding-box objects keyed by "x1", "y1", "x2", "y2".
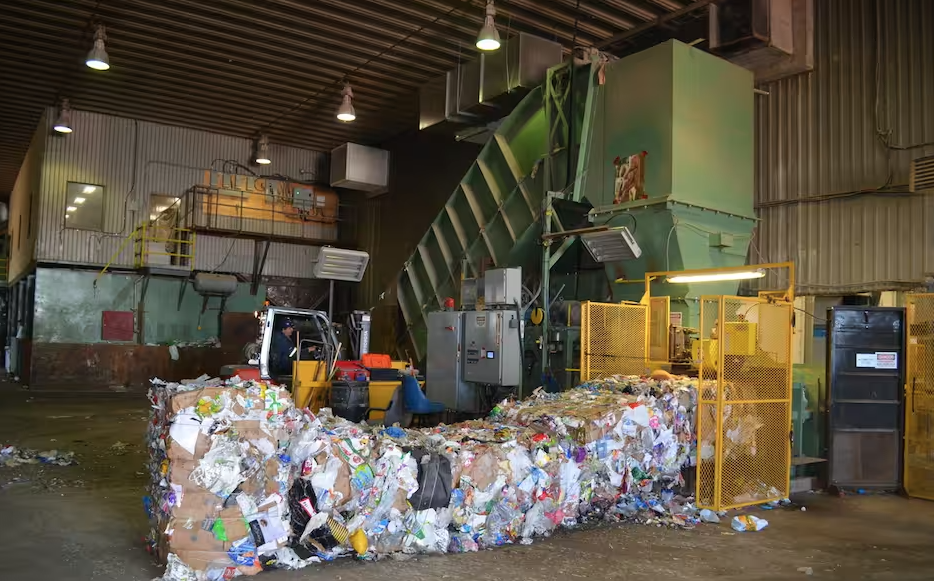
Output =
[
  {"x1": 82, "y1": 185, "x2": 96, "y2": 194},
  {"x1": 149, "y1": 213, "x2": 157, "y2": 220},
  {"x1": 580, "y1": 227, "x2": 641, "y2": 263},
  {"x1": 254, "y1": 134, "x2": 271, "y2": 165},
  {"x1": 66, "y1": 206, "x2": 77, "y2": 212},
  {"x1": 86, "y1": 25, "x2": 110, "y2": 70},
  {"x1": 336, "y1": 83, "x2": 356, "y2": 122},
  {"x1": 53, "y1": 99, "x2": 73, "y2": 133},
  {"x1": 74, "y1": 197, "x2": 86, "y2": 204},
  {"x1": 154, "y1": 205, "x2": 167, "y2": 212},
  {"x1": 667, "y1": 269, "x2": 766, "y2": 284},
  {"x1": 476, "y1": 1, "x2": 501, "y2": 51},
  {"x1": 313, "y1": 247, "x2": 370, "y2": 282}
]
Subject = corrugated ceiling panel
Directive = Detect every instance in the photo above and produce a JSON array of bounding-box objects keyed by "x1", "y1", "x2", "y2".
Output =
[
  {"x1": 755, "y1": 0, "x2": 934, "y2": 293},
  {"x1": 0, "y1": 0, "x2": 689, "y2": 194}
]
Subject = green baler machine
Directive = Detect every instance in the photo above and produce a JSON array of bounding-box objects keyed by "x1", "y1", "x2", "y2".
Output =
[{"x1": 389, "y1": 40, "x2": 760, "y2": 364}]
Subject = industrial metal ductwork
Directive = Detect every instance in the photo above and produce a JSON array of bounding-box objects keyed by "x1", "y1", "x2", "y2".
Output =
[{"x1": 419, "y1": 32, "x2": 563, "y2": 133}]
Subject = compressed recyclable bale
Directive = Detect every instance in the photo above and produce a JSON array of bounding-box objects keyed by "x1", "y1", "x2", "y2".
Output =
[{"x1": 149, "y1": 374, "x2": 709, "y2": 581}]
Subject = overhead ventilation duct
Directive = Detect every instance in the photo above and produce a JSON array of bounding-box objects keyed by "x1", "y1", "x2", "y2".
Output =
[
  {"x1": 709, "y1": 0, "x2": 813, "y2": 83},
  {"x1": 419, "y1": 32, "x2": 563, "y2": 132},
  {"x1": 330, "y1": 143, "x2": 389, "y2": 196}
]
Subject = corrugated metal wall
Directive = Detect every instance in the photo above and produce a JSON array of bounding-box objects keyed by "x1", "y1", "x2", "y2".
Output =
[
  {"x1": 36, "y1": 108, "x2": 330, "y2": 274},
  {"x1": 756, "y1": 0, "x2": 934, "y2": 294},
  {"x1": 8, "y1": 111, "x2": 46, "y2": 282},
  {"x1": 193, "y1": 234, "x2": 320, "y2": 279}
]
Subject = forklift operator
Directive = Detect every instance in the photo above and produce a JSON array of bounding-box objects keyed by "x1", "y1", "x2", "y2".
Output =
[{"x1": 270, "y1": 319, "x2": 316, "y2": 376}]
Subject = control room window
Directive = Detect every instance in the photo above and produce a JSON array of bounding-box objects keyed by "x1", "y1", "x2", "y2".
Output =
[{"x1": 65, "y1": 182, "x2": 105, "y2": 231}]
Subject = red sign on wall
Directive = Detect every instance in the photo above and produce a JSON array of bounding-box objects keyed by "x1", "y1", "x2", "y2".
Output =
[{"x1": 102, "y1": 311, "x2": 135, "y2": 342}]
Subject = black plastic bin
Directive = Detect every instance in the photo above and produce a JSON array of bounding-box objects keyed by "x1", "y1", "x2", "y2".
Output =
[{"x1": 330, "y1": 381, "x2": 370, "y2": 422}]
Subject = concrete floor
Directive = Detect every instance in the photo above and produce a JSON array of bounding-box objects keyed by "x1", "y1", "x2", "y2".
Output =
[{"x1": 2, "y1": 388, "x2": 934, "y2": 581}]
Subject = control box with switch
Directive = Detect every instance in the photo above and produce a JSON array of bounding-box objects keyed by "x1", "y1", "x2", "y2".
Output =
[{"x1": 462, "y1": 310, "x2": 521, "y2": 385}]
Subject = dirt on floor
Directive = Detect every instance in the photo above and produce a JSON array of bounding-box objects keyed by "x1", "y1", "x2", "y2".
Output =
[{"x1": 1, "y1": 386, "x2": 933, "y2": 581}]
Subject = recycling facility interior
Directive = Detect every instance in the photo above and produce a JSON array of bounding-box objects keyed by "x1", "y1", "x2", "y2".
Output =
[{"x1": 2, "y1": 1, "x2": 934, "y2": 580}]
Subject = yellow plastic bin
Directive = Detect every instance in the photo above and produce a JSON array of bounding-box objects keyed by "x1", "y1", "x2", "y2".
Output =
[
  {"x1": 367, "y1": 381, "x2": 399, "y2": 421},
  {"x1": 292, "y1": 361, "x2": 331, "y2": 412}
]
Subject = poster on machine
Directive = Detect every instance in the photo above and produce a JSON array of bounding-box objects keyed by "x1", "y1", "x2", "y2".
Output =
[{"x1": 613, "y1": 151, "x2": 647, "y2": 204}]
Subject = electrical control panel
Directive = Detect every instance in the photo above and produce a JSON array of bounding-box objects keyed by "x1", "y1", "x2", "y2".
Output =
[
  {"x1": 462, "y1": 310, "x2": 521, "y2": 386},
  {"x1": 292, "y1": 186, "x2": 322, "y2": 211},
  {"x1": 483, "y1": 267, "x2": 522, "y2": 307},
  {"x1": 426, "y1": 311, "x2": 480, "y2": 413}
]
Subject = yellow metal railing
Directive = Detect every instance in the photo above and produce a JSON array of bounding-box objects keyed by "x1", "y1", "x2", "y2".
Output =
[
  {"x1": 696, "y1": 295, "x2": 793, "y2": 511},
  {"x1": 580, "y1": 301, "x2": 649, "y2": 381},
  {"x1": 905, "y1": 293, "x2": 934, "y2": 500},
  {"x1": 94, "y1": 222, "x2": 196, "y2": 285},
  {"x1": 135, "y1": 222, "x2": 196, "y2": 269}
]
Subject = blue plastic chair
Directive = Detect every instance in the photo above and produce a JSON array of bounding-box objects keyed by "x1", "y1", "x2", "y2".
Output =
[{"x1": 401, "y1": 374, "x2": 445, "y2": 414}]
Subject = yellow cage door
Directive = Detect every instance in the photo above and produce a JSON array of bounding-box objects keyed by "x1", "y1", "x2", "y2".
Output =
[{"x1": 905, "y1": 294, "x2": 934, "y2": 500}]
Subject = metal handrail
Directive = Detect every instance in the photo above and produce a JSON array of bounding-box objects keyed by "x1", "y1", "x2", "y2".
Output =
[
  {"x1": 136, "y1": 222, "x2": 196, "y2": 269},
  {"x1": 95, "y1": 225, "x2": 143, "y2": 285}
]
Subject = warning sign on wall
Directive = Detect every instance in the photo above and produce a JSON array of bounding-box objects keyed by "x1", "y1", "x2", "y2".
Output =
[{"x1": 856, "y1": 352, "x2": 898, "y2": 369}]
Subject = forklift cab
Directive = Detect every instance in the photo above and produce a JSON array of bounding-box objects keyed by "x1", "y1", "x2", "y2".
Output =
[{"x1": 259, "y1": 306, "x2": 339, "y2": 383}]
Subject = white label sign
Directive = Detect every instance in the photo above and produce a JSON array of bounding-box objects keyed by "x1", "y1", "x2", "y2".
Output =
[
  {"x1": 875, "y1": 352, "x2": 898, "y2": 369},
  {"x1": 855, "y1": 352, "x2": 898, "y2": 369}
]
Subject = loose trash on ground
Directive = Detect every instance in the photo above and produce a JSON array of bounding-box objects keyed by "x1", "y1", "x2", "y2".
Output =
[
  {"x1": 0, "y1": 445, "x2": 77, "y2": 467},
  {"x1": 145, "y1": 373, "x2": 776, "y2": 579},
  {"x1": 731, "y1": 514, "x2": 769, "y2": 532}
]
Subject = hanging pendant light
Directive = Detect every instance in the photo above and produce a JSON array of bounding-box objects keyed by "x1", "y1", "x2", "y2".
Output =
[
  {"x1": 336, "y1": 83, "x2": 356, "y2": 122},
  {"x1": 254, "y1": 134, "x2": 271, "y2": 165},
  {"x1": 53, "y1": 99, "x2": 74, "y2": 134},
  {"x1": 476, "y1": 0, "x2": 501, "y2": 51},
  {"x1": 86, "y1": 24, "x2": 111, "y2": 71}
]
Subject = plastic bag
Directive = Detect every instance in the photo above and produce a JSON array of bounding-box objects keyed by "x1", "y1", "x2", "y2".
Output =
[
  {"x1": 520, "y1": 500, "x2": 557, "y2": 540},
  {"x1": 189, "y1": 438, "x2": 243, "y2": 498},
  {"x1": 288, "y1": 478, "x2": 319, "y2": 542},
  {"x1": 731, "y1": 514, "x2": 768, "y2": 532},
  {"x1": 408, "y1": 448, "x2": 453, "y2": 510},
  {"x1": 699, "y1": 509, "x2": 720, "y2": 523}
]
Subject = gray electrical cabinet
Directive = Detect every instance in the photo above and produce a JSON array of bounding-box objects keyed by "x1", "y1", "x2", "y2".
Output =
[
  {"x1": 426, "y1": 311, "x2": 480, "y2": 413},
  {"x1": 463, "y1": 310, "x2": 522, "y2": 386},
  {"x1": 484, "y1": 268, "x2": 522, "y2": 306}
]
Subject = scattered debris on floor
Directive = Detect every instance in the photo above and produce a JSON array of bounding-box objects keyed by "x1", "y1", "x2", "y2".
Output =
[
  {"x1": 0, "y1": 445, "x2": 77, "y2": 467},
  {"x1": 731, "y1": 515, "x2": 769, "y2": 532},
  {"x1": 110, "y1": 441, "x2": 131, "y2": 455},
  {"x1": 146, "y1": 374, "x2": 714, "y2": 579}
]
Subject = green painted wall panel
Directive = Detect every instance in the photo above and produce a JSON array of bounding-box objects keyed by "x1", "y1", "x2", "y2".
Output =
[
  {"x1": 33, "y1": 268, "x2": 263, "y2": 344},
  {"x1": 143, "y1": 279, "x2": 264, "y2": 344}
]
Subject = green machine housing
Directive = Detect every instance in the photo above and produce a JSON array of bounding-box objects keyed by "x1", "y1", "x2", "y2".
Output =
[
  {"x1": 389, "y1": 40, "x2": 758, "y2": 374},
  {"x1": 580, "y1": 41, "x2": 757, "y2": 329}
]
